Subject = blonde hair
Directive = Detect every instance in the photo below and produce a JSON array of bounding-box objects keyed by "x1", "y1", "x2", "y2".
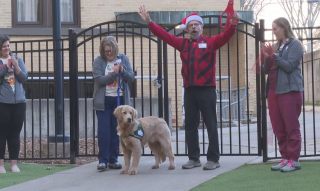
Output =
[
  {"x1": 272, "y1": 17, "x2": 296, "y2": 51},
  {"x1": 99, "y1": 36, "x2": 119, "y2": 59}
]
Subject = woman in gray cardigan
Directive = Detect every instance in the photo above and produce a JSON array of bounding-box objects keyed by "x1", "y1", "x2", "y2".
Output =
[
  {"x1": 0, "y1": 35, "x2": 28, "y2": 173},
  {"x1": 261, "y1": 17, "x2": 303, "y2": 173},
  {"x1": 93, "y1": 36, "x2": 135, "y2": 171}
]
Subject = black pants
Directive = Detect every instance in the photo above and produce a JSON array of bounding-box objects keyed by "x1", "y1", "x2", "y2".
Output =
[
  {"x1": 184, "y1": 86, "x2": 219, "y2": 162},
  {"x1": 0, "y1": 103, "x2": 26, "y2": 160}
]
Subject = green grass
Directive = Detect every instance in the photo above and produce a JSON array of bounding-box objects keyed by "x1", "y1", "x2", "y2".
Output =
[
  {"x1": 0, "y1": 163, "x2": 75, "y2": 189},
  {"x1": 304, "y1": 102, "x2": 320, "y2": 106},
  {"x1": 192, "y1": 162, "x2": 320, "y2": 191}
]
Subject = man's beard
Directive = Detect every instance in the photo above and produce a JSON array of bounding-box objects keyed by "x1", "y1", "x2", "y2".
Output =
[{"x1": 190, "y1": 30, "x2": 201, "y2": 39}]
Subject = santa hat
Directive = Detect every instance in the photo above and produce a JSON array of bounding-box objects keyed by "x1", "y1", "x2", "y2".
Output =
[{"x1": 179, "y1": 13, "x2": 204, "y2": 29}]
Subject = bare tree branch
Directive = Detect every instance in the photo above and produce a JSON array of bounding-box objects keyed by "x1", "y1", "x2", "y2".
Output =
[
  {"x1": 240, "y1": 0, "x2": 272, "y2": 22},
  {"x1": 277, "y1": 0, "x2": 320, "y2": 52}
]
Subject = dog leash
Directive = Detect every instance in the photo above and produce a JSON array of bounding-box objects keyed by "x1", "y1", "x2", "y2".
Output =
[
  {"x1": 219, "y1": 0, "x2": 238, "y2": 29},
  {"x1": 117, "y1": 69, "x2": 121, "y2": 106},
  {"x1": 115, "y1": 56, "x2": 124, "y2": 107}
]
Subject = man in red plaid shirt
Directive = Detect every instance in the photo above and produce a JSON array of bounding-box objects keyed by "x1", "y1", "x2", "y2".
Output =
[{"x1": 139, "y1": 5, "x2": 240, "y2": 170}]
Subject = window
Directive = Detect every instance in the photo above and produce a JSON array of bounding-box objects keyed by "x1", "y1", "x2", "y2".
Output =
[{"x1": 12, "y1": 0, "x2": 80, "y2": 28}]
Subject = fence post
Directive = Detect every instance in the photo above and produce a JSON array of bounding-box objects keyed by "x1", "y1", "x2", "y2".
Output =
[
  {"x1": 255, "y1": 23, "x2": 262, "y2": 157},
  {"x1": 51, "y1": 0, "x2": 68, "y2": 143},
  {"x1": 157, "y1": 37, "x2": 163, "y2": 118},
  {"x1": 163, "y1": 42, "x2": 169, "y2": 127},
  {"x1": 69, "y1": 29, "x2": 79, "y2": 164},
  {"x1": 259, "y1": 19, "x2": 268, "y2": 162}
]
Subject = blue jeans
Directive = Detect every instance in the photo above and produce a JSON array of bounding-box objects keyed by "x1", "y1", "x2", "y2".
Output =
[{"x1": 96, "y1": 96, "x2": 123, "y2": 164}]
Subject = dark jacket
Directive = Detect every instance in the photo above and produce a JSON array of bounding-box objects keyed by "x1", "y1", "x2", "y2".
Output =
[{"x1": 263, "y1": 39, "x2": 304, "y2": 94}]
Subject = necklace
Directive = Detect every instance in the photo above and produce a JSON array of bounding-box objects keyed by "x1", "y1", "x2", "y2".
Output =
[{"x1": 190, "y1": 37, "x2": 200, "y2": 42}]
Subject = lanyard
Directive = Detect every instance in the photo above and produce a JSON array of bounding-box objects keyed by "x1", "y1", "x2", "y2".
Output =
[{"x1": 117, "y1": 71, "x2": 121, "y2": 106}]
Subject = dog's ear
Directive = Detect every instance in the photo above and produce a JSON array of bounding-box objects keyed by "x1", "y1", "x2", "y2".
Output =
[
  {"x1": 113, "y1": 105, "x2": 123, "y2": 118},
  {"x1": 132, "y1": 107, "x2": 138, "y2": 119}
]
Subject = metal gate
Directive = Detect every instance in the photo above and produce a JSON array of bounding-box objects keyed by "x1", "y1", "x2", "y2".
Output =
[
  {"x1": 8, "y1": 18, "x2": 319, "y2": 163},
  {"x1": 68, "y1": 16, "x2": 262, "y2": 161},
  {"x1": 68, "y1": 21, "x2": 167, "y2": 161}
]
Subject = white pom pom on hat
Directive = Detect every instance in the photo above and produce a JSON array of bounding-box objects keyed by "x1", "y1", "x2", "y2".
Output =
[{"x1": 179, "y1": 13, "x2": 204, "y2": 29}]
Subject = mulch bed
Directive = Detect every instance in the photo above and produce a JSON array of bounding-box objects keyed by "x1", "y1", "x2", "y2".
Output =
[{"x1": 3, "y1": 138, "x2": 124, "y2": 165}]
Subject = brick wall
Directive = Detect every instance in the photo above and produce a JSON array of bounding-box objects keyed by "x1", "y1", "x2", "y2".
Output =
[
  {"x1": 0, "y1": 0, "x2": 240, "y2": 28},
  {"x1": 80, "y1": 0, "x2": 240, "y2": 28},
  {"x1": 0, "y1": 0, "x2": 11, "y2": 28}
]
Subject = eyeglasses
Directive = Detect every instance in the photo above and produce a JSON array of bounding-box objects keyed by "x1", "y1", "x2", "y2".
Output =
[
  {"x1": 188, "y1": 23, "x2": 201, "y2": 28},
  {"x1": 105, "y1": 50, "x2": 113, "y2": 54}
]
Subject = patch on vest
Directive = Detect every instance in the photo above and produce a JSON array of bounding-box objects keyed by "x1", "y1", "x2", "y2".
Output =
[{"x1": 130, "y1": 121, "x2": 144, "y2": 140}]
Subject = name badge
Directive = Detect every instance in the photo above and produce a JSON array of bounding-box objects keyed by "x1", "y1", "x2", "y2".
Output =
[{"x1": 198, "y1": 43, "x2": 207, "y2": 49}]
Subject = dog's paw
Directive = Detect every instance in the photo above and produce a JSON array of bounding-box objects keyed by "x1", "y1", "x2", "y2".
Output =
[
  {"x1": 129, "y1": 169, "x2": 137, "y2": 175},
  {"x1": 152, "y1": 165, "x2": 159, "y2": 169},
  {"x1": 120, "y1": 170, "x2": 128, "y2": 174},
  {"x1": 168, "y1": 165, "x2": 175, "y2": 170}
]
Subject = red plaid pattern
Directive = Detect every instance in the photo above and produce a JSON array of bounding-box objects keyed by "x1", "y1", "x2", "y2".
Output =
[{"x1": 149, "y1": 22, "x2": 236, "y2": 87}]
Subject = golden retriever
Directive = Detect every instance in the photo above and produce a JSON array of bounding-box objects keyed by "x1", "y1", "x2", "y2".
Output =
[{"x1": 114, "y1": 105, "x2": 175, "y2": 175}]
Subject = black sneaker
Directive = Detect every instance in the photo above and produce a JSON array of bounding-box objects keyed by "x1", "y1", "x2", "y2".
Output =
[
  {"x1": 108, "y1": 163, "x2": 122, "y2": 169},
  {"x1": 97, "y1": 163, "x2": 107, "y2": 171}
]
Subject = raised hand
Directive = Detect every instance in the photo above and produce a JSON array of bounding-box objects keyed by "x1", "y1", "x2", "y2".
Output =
[
  {"x1": 138, "y1": 5, "x2": 152, "y2": 24},
  {"x1": 11, "y1": 56, "x2": 22, "y2": 74},
  {"x1": 231, "y1": 12, "x2": 240, "y2": 24},
  {"x1": 11, "y1": 56, "x2": 19, "y2": 68},
  {"x1": 114, "y1": 63, "x2": 121, "y2": 74}
]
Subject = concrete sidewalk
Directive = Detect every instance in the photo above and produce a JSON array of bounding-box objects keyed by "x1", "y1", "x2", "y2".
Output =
[{"x1": 2, "y1": 155, "x2": 258, "y2": 191}]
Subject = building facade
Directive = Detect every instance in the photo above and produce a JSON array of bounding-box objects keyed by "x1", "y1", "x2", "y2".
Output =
[{"x1": 0, "y1": 0, "x2": 257, "y2": 129}]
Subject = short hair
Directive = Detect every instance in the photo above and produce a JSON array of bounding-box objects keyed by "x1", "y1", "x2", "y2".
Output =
[
  {"x1": 99, "y1": 36, "x2": 119, "y2": 59},
  {"x1": 0, "y1": 35, "x2": 10, "y2": 50}
]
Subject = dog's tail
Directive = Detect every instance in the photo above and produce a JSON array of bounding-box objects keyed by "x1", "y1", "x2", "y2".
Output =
[
  {"x1": 160, "y1": 150, "x2": 167, "y2": 163},
  {"x1": 149, "y1": 141, "x2": 167, "y2": 163},
  {"x1": 157, "y1": 142, "x2": 168, "y2": 163},
  {"x1": 160, "y1": 140, "x2": 174, "y2": 163}
]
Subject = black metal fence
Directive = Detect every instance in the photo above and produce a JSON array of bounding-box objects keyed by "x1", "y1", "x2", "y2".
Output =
[
  {"x1": 9, "y1": 38, "x2": 71, "y2": 161},
  {"x1": 5, "y1": 17, "x2": 319, "y2": 163}
]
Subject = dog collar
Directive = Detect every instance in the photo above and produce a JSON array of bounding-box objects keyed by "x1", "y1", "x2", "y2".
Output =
[{"x1": 129, "y1": 120, "x2": 144, "y2": 140}]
